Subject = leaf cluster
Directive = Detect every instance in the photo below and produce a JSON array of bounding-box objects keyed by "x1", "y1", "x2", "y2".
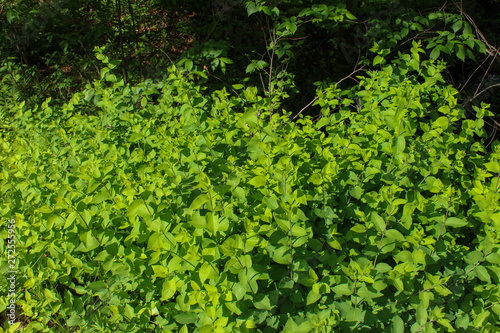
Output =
[{"x1": 1, "y1": 44, "x2": 500, "y2": 332}]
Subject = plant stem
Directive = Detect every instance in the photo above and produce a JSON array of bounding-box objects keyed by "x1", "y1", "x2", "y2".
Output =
[
  {"x1": 115, "y1": 0, "x2": 128, "y2": 83},
  {"x1": 126, "y1": 0, "x2": 144, "y2": 80}
]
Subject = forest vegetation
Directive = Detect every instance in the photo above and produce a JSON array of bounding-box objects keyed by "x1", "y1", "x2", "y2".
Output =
[{"x1": 1, "y1": 0, "x2": 500, "y2": 332}]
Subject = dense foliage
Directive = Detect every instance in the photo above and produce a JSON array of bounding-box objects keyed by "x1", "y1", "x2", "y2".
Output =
[{"x1": 1, "y1": 0, "x2": 500, "y2": 332}]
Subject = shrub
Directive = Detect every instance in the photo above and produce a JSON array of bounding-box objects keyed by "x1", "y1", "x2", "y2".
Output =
[{"x1": 1, "y1": 48, "x2": 500, "y2": 333}]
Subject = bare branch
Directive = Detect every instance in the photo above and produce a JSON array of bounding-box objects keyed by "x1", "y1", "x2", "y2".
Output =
[{"x1": 292, "y1": 65, "x2": 365, "y2": 120}]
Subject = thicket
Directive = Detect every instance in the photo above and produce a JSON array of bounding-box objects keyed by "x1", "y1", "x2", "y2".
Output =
[{"x1": 1, "y1": 0, "x2": 500, "y2": 332}]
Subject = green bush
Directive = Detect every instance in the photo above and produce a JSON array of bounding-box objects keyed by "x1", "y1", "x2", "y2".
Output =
[{"x1": 1, "y1": 46, "x2": 500, "y2": 333}]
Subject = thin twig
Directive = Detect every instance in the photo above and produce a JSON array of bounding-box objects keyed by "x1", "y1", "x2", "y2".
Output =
[
  {"x1": 126, "y1": 0, "x2": 144, "y2": 80},
  {"x1": 473, "y1": 83, "x2": 500, "y2": 100},
  {"x1": 268, "y1": 26, "x2": 276, "y2": 98},
  {"x1": 292, "y1": 65, "x2": 365, "y2": 120},
  {"x1": 473, "y1": 51, "x2": 498, "y2": 98},
  {"x1": 115, "y1": 0, "x2": 128, "y2": 83},
  {"x1": 462, "y1": 12, "x2": 500, "y2": 58},
  {"x1": 459, "y1": 56, "x2": 489, "y2": 92},
  {"x1": 414, "y1": 320, "x2": 436, "y2": 333}
]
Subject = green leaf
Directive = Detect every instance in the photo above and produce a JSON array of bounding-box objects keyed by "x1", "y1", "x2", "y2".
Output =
[
  {"x1": 446, "y1": 217, "x2": 467, "y2": 228},
  {"x1": 465, "y1": 251, "x2": 484, "y2": 264},
  {"x1": 437, "y1": 318, "x2": 455, "y2": 331},
  {"x1": 207, "y1": 212, "x2": 219, "y2": 235},
  {"x1": 430, "y1": 47, "x2": 441, "y2": 60},
  {"x1": 249, "y1": 176, "x2": 267, "y2": 187},
  {"x1": 232, "y1": 283, "x2": 247, "y2": 300},
  {"x1": 64, "y1": 211, "x2": 78, "y2": 229},
  {"x1": 90, "y1": 191, "x2": 108, "y2": 206},
  {"x1": 395, "y1": 136, "x2": 406, "y2": 154},
  {"x1": 331, "y1": 283, "x2": 353, "y2": 296},
  {"x1": 346, "y1": 11, "x2": 357, "y2": 20},
  {"x1": 371, "y1": 212, "x2": 386, "y2": 233},
  {"x1": 308, "y1": 173, "x2": 323, "y2": 185},
  {"x1": 306, "y1": 289, "x2": 321, "y2": 305},
  {"x1": 243, "y1": 86, "x2": 258, "y2": 102},
  {"x1": 76, "y1": 231, "x2": 100, "y2": 252},
  {"x1": 148, "y1": 232, "x2": 170, "y2": 252},
  {"x1": 283, "y1": 318, "x2": 298, "y2": 333},
  {"x1": 100, "y1": 67, "x2": 110, "y2": 79},
  {"x1": 385, "y1": 229, "x2": 405, "y2": 241},
  {"x1": 254, "y1": 294, "x2": 273, "y2": 310},
  {"x1": 190, "y1": 213, "x2": 207, "y2": 229},
  {"x1": 272, "y1": 246, "x2": 291, "y2": 264},
  {"x1": 283, "y1": 318, "x2": 312, "y2": 333},
  {"x1": 199, "y1": 262, "x2": 217, "y2": 284},
  {"x1": 161, "y1": 278, "x2": 176, "y2": 300},
  {"x1": 316, "y1": 116, "x2": 330, "y2": 129},
  {"x1": 105, "y1": 73, "x2": 117, "y2": 82},
  {"x1": 44, "y1": 288, "x2": 55, "y2": 301},
  {"x1": 38, "y1": 205, "x2": 54, "y2": 213},
  {"x1": 264, "y1": 196, "x2": 279, "y2": 209},
  {"x1": 233, "y1": 187, "x2": 246, "y2": 200},
  {"x1": 107, "y1": 59, "x2": 120, "y2": 69},
  {"x1": 174, "y1": 312, "x2": 197, "y2": 325},
  {"x1": 476, "y1": 40, "x2": 486, "y2": 53},
  {"x1": 346, "y1": 307, "x2": 364, "y2": 322},
  {"x1": 452, "y1": 20, "x2": 463, "y2": 33},
  {"x1": 246, "y1": 2, "x2": 258, "y2": 16},
  {"x1": 67, "y1": 314, "x2": 84, "y2": 327},
  {"x1": 474, "y1": 266, "x2": 491, "y2": 283},
  {"x1": 394, "y1": 251, "x2": 412, "y2": 263},
  {"x1": 245, "y1": 62, "x2": 256, "y2": 73},
  {"x1": 184, "y1": 59, "x2": 193, "y2": 71},
  {"x1": 123, "y1": 304, "x2": 134, "y2": 320},
  {"x1": 409, "y1": 58, "x2": 420, "y2": 71},
  {"x1": 455, "y1": 315, "x2": 469, "y2": 328},
  {"x1": 47, "y1": 214, "x2": 65, "y2": 228},
  {"x1": 456, "y1": 44, "x2": 465, "y2": 61},
  {"x1": 291, "y1": 225, "x2": 307, "y2": 237},
  {"x1": 190, "y1": 194, "x2": 209, "y2": 210},
  {"x1": 485, "y1": 161, "x2": 500, "y2": 173},
  {"x1": 392, "y1": 315, "x2": 404, "y2": 333},
  {"x1": 416, "y1": 303, "x2": 428, "y2": 324},
  {"x1": 473, "y1": 310, "x2": 490, "y2": 328},
  {"x1": 350, "y1": 186, "x2": 363, "y2": 199},
  {"x1": 373, "y1": 56, "x2": 384, "y2": 65},
  {"x1": 432, "y1": 116, "x2": 449, "y2": 129},
  {"x1": 127, "y1": 199, "x2": 151, "y2": 219},
  {"x1": 428, "y1": 12, "x2": 440, "y2": 20},
  {"x1": 152, "y1": 265, "x2": 169, "y2": 278},
  {"x1": 225, "y1": 301, "x2": 242, "y2": 315}
]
